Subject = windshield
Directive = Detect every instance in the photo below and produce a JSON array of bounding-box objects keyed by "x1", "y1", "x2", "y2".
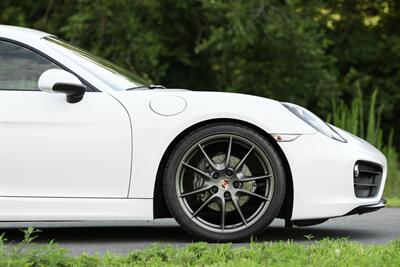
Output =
[{"x1": 42, "y1": 37, "x2": 149, "y2": 91}]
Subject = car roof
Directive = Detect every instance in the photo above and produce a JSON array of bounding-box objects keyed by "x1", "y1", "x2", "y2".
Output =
[{"x1": 0, "y1": 25, "x2": 51, "y2": 41}]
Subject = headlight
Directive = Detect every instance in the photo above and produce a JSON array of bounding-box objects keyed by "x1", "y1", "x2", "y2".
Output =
[{"x1": 281, "y1": 102, "x2": 347, "y2": 143}]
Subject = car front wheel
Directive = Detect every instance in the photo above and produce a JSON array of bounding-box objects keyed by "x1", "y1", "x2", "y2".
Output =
[{"x1": 164, "y1": 123, "x2": 286, "y2": 242}]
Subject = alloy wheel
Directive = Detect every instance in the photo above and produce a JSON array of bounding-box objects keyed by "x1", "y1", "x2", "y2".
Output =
[{"x1": 175, "y1": 134, "x2": 275, "y2": 233}]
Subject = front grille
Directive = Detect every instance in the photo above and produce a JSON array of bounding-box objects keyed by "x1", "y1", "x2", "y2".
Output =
[{"x1": 354, "y1": 161, "x2": 383, "y2": 198}]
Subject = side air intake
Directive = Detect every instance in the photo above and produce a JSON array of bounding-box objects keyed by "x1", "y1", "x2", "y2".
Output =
[{"x1": 354, "y1": 161, "x2": 383, "y2": 198}]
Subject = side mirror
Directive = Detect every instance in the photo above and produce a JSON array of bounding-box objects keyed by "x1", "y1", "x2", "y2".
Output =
[{"x1": 38, "y1": 69, "x2": 86, "y2": 103}]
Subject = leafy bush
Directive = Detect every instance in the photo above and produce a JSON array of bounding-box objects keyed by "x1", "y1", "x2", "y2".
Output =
[{"x1": 328, "y1": 85, "x2": 400, "y2": 197}]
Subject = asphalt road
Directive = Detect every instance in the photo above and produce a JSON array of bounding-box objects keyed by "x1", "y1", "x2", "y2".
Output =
[{"x1": 0, "y1": 208, "x2": 399, "y2": 256}]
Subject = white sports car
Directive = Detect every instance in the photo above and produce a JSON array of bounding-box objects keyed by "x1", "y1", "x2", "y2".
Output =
[{"x1": 0, "y1": 25, "x2": 387, "y2": 241}]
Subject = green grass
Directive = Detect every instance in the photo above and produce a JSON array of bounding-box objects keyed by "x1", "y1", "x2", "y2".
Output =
[
  {"x1": 1, "y1": 228, "x2": 399, "y2": 266},
  {"x1": 1, "y1": 238, "x2": 400, "y2": 266},
  {"x1": 387, "y1": 197, "x2": 400, "y2": 208}
]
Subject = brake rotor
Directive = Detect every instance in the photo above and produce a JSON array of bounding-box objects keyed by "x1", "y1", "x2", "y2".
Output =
[{"x1": 193, "y1": 154, "x2": 256, "y2": 212}]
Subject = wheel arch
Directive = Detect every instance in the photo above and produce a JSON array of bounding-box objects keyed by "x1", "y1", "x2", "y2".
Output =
[{"x1": 153, "y1": 118, "x2": 294, "y2": 221}]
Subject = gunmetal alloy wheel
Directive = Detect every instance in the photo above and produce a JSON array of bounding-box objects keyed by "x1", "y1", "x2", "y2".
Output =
[{"x1": 164, "y1": 123, "x2": 285, "y2": 242}]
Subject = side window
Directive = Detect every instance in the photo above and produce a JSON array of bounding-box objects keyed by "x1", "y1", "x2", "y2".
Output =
[{"x1": 0, "y1": 40, "x2": 61, "y2": 91}]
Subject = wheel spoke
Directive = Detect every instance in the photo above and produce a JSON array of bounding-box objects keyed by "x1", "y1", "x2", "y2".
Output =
[
  {"x1": 180, "y1": 185, "x2": 212, "y2": 198},
  {"x1": 239, "y1": 174, "x2": 271, "y2": 182},
  {"x1": 232, "y1": 196, "x2": 248, "y2": 226},
  {"x1": 220, "y1": 197, "x2": 226, "y2": 231},
  {"x1": 181, "y1": 162, "x2": 212, "y2": 179},
  {"x1": 192, "y1": 195, "x2": 217, "y2": 217},
  {"x1": 224, "y1": 136, "x2": 233, "y2": 168},
  {"x1": 198, "y1": 144, "x2": 218, "y2": 170},
  {"x1": 233, "y1": 146, "x2": 254, "y2": 173},
  {"x1": 237, "y1": 189, "x2": 269, "y2": 201}
]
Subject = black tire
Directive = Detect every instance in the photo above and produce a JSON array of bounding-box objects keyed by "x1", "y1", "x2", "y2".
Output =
[{"x1": 163, "y1": 123, "x2": 286, "y2": 242}]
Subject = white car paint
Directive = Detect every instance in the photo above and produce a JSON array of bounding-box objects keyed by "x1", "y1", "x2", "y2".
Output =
[
  {"x1": 0, "y1": 90, "x2": 131, "y2": 197},
  {"x1": 0, "y1": 25, "x2": 387, "y2": 222}
]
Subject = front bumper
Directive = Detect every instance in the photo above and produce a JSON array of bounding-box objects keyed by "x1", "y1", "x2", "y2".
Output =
[
  {"x1": 345, "y1": 198, "x2": 386, "y2": 216},
  {"x1": 278, "y1": 129, "x2": 387, "y2": 220}
]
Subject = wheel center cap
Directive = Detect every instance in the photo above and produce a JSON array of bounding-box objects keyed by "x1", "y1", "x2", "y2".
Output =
[{"x1": 219, "y1": 179, "x2": 230, "y2": 190}]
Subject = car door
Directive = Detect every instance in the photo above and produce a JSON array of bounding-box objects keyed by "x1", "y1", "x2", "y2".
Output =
[{"x1": 0, "y1": 40, "x2": 132, "y2": 198}]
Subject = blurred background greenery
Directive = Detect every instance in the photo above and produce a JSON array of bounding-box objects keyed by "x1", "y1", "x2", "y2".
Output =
[{"x1": 0, "y1": 0, "x2": 399, "y2": 197}]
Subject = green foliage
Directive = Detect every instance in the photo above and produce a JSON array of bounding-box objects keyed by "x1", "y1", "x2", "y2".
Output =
[
  {"x1": 196, "y1": 0, "x2": 338, "y2": 111},
  {"x1": 1, "y1": 1, "x2": 399, "y2": 117},
  {"x1": 320, "y1": 1, "x2": 400, "y2": 134},
  {"x1": 20, "y1": 226, "x2": 42, "y2": 244},
  {"x1": 0, "y1": 234, "x2": 399, "y2": 266},
  {"x1": 329, "y1": 85, "x2": 400, "y2": 197},
  {"x1": 386, "y1": 197, "x2": 400, "y2": 208}
]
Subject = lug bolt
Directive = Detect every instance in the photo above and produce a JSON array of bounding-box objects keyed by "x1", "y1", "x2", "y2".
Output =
[
  {"x1": 211, "y1": 186, "x2": 218, "y2": 193},
  {"x1": 226, "y1": 169, "x2": 233, "y2": 176},
  {"x1": 224, "y1": 191, "x2": 231, "y2": 198},
  {"x1": 233, "y1": 181, "x2": 240, "y2": 188},
  {"x1": 212, "y1": 172, "x2": 219, "y2": 179}
]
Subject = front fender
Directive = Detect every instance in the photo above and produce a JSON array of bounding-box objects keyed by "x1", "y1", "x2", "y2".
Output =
[{"x1": 112, "y1": 90, "x2": 316, "y2": 198}]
